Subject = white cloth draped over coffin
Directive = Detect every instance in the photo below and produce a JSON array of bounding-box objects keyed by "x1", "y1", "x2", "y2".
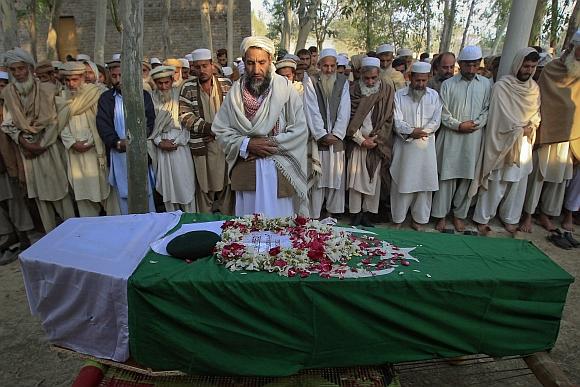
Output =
[{"x1": 19, "y1": 212, "x2": 181, "y2": 361}]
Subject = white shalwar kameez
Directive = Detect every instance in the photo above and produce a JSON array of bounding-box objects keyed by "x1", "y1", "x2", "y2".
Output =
[
  {"x1": 305, "y1": 79, "x2": 351, "y2": 218},
  {"x1": 390, "y1": 87, "x2": 442, "y2": 224}
]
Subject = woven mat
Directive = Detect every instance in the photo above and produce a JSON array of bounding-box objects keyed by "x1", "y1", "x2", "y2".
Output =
[{"x1": 99, "y1": 365, "x2": 399, "y2": 386}]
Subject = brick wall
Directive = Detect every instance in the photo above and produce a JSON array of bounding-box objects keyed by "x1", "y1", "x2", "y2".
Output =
[{"x1": 11, "y1": 0, "x2": 251, "y2": 63}]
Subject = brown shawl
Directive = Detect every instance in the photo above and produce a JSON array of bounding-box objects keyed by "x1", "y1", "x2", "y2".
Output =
[
  {"x1": 537, "y1": 55, "x2": 580, "y2": 159},
  {"x1": 346, "y1": 80, "x2": 394, "y2": 178}
]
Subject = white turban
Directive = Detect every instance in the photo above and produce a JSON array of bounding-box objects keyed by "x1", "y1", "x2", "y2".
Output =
[
  {"x1": 319, "y1": 48, "x2": 338, "y2": 63},
  {"x1": 192, "y1": 48, "x2": 212, "y2": 62},
  {"x1": 361, "y1": 57, "x2": 380, "y2": 68},
  {"x1": 337, "y1": 55, "x2": 349, "y2": 67},
  {"x1": 3, "y1": 48, "x2": 35, "y2": 67},
  {"x1": 179, "y1": 58, "x2": 190, "y2": 69},
  {"x1": 376, "y1": 44, "x2": 395, "y2": 54},
  {"x1": 240, "y1": 36, "x2": 275, "y2": 58}
]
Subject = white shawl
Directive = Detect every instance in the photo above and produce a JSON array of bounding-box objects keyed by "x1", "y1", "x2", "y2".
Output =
[{"x1": 213, "y1": 73, "x2": 309, "y2": 207}]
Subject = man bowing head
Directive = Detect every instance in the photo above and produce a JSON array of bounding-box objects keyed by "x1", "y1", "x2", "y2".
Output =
[{"x1": 212, "y1": 36, "x2": 309, "y2": 217}]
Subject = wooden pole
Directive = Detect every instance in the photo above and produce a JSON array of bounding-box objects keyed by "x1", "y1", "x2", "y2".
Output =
[
  {"x1": 524, "y1": 352, "x2": 573, "y2": 387},
  {"x1": 227, "y1": 0, "x2": 234, "y2": 66},
  {"x1": 120, "y1": 0, "x2": 149, "y2": 214},
  {"x1": 200, "y1": 0, "x2": 214, "y2": 54},
  {"x1": 94, "y1": 0, "x2": 107, "y2": 65},
  {"x1": 161, "y1": 0, "x2": 172, "y2": 59}
]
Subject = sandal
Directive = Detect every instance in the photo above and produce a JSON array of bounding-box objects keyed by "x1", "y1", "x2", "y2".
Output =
[
  {"x1": 563, "y1": 231, "x2": 580, "y2": 248},
  {"x1": 441, "y1": 229, "x2": 455, "y2": 234},
  {"x1": 547, "y1": 229, "x2": 573, "y2": 250},
  {"x1": 464, "y1": 230, "x2": 479, "y2": 236}
]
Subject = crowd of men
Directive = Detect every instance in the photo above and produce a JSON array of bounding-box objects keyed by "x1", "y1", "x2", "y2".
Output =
[{"x1": 0, "y1": 29, "x2": 579, "y2": 261}]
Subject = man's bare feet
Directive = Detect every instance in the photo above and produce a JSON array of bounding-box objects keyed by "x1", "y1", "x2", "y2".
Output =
[
  {"x1": 452, "y1": 216, "x2": 465, "y2": 232},
  {"x1": 435, "y1": 217, "x2": 446, "y2": 232},
  {"x1": 537, "y1": 212, "x2": 556, "y2": 231},
  {"x1": 503, "y1": 222, "x2": 518, "y2": 234},
  {"x1": 519, "y1": 213, "x2": 533, "y2": 233},
  {"x1": 562, "y1": 210, "x2": 575, "y2": 232},
  {"x1": 392, "y1": 222, "x2": 402, "y2": 229},
  {"x1": 411, "y1": 221, "x2": 423, "y2": 231},
  {"x1": 476, "y1": 223, "x2": 491, "y2": 236}
]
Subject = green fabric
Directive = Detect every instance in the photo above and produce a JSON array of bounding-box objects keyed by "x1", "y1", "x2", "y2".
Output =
[{"x1": 128, "y1": 214, "x2": 574, "y2": 376}]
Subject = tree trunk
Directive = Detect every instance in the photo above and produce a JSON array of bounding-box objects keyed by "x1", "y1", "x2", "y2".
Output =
[
  {"x1": 549, "y1": 0, "x2": 559, "y2": 49},
  {"x1": 110, "y1": 0, "x2": 123, "y2": 32},
  {"x1": 425, "y1": 0, "x2": 432, "y2": 53},
  {"x1": 529, "y1": 0, "x2": 547, "y2": 45},
  {"x1": 94, "y1": 0, "x2": 107, "y2": 65},
  {"x1": 160, "y1": 0, "x2": 172, "y2": 58},
  {"x1": 227, "y1": 0, "x2": 234, "y2": 65},
  {"x1": 562, "y1": 0, "x2": 580, "y2": 49},
  {"x1": 120, "y1": 0, "x2": 149, "y2": 214},
  {"x1": 29, "y1": 0, "x2": 38, "y2": 61},
  {"x1": 460, "y1": 0, "x2": 476, "y2": 51},
  {"x1": 200, "y1": 0, "x2": 213, "y2": 53},
  {"x1": 280, "y1": 0, "x2": 292, "y2": 51},
  {"x1": 491, "y1": 15, "x2": 508, "y2": 54},
  {"x1": 439, "y1": 0, "x2": 457, "y2": 52},
  {"x1": 0, "y1": 0, "x2": 19, "y2": 51},
  {"x1": 46, "y1": 0, "x2": 63, "y2": 61},
  {"x1": 365, "y1": 0, "x2": 373, "y2": 51},
  {"x1": 295, "y1": 0, "x2": 319, "y2": 53}
]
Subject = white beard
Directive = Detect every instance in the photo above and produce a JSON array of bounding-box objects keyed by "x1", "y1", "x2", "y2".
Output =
[
  {"x1": 409, "y1": 87, "x2": 426, "y2": 103},
  {"x1": 565, "y1": 52, "x2": 580, "y2": 79},
  {"x1": 359, "y1": 80, "x2": 381, "y2": 97},
  {"x1": 155, "y1": 89, "x2": 172, "y2": 104},
  {"x1": 320, "y1": 73, "x2": 336, "y2": 99},
  {"x1": 14, "y1": 74, "x2": 34, "y2": 96}
]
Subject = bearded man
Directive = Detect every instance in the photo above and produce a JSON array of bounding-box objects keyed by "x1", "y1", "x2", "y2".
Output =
[
  {"x1": 96, "y1": 58, "x2": 156, "y2": 214},
  {"x1": 0, "y1": 70, "x2": 33, "y2": 257},
  {"x1": 1, "y1": 48, "x2": 75, "y2": 233},
  {"x1": 164, "y1": 58, "x2": 184, "y2": 89},
  {"x1": 346, "y1": 57, "x2": 394, "y2": 226},
  {"x1": 212, "y1": 36, "x2": 308, "y2": 217},
  {"x1": 148, "y1": 65, "x2": 196, "y2": 212},
  {"x1": 376, "y1": 44, "x2": 406, "y2": 90},
  {"x1": 520, "y1": 30, "x2": 580, "y2": 233},
  {"x1": 470, "y1": 48, "x2": 541, "y2": 235},
  {"x1": 391, "y1": 62, "x2": 442, "y2": 230},
  {"x1": 180, "y1": 48, "x2": 233, "y2": 214},
  {"x1": 304, "y1": 48, "x2": 351, "y2": 219},
  {"x1": 431, "y1": 46, "x2": 492, "y2": 232},
  {"x1": 56, "y1": 61, "x2": 119, "y2": 217},
  {"x1": 427, "y1": 52, "x2": 456, "y2": 93}
]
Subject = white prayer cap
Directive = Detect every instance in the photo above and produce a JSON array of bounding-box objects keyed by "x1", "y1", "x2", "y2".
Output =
[
  {"x1": 76, "y1": 53, "x2": 91, "y2": 62},
  {"x1": 235, "y1": 57, "x2": 242, "y2": 63},
  {"x1": 458, "y1": 45, "x2": 483, "y2": 61},
  {"x1": 0, "y1": 71, "x2": 8, "y2": 80},
  {"x1": 192, "y1": 48, "x2": 212, "y2": 62},
  {"x1": 337, "y1": 55, "x2": 349, "y2": 67},
  {"x1": 376, "y1": 44, "x2": 395, "y2": 54},
  {"x1": 411, "y1": 61, "x2": 431, "y2": 74},
  {"x1": 185, "y1": 53, "x2": 193, "y2": 62},
  {"x1": 284, "y1": 53, "x2": 300, "y2": 62},
  {"x1": 275, "y1": 59, "x2": 297, "y2": 70},
  {"x1": 361, "y1": 57, "x2": 380, "y2": 68},
  {"x1": 107, "y1": 53, "x2": 121, "y2": 66},
  {"x1": 222, "y1": 66, "x2": 233, "y2": 76},
  {"x1": 150, "y1": 65, "x2": 176, "y2": 80},
  {"x1": 397, "y1": 48, "x2": 413, "y2": 57},
  {"x1": 573, "y1": 28, "x2": 580, "y2": 45},
  {"x1": 422, "y1": 58, "x2": 432, "y2": 63},
  {"x1": 150, "y1": 57, "x2": 162, "y2": 65},
  {"x1": 179, "y1": 58, "x2": 190, "y2": 68},
  {"x1": 318, "y1": 48, "x2": 338, "y2": 62},
  {"x1": 538, "y1": 52, "x2": 552, "y2": 67},
  {"x1": 240, "y1": 36, "x2": 275, "y2": 57}
]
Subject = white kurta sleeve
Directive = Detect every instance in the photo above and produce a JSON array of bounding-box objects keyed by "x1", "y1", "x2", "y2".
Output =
[
  {"x1": 394, "y1": 93, "x2": 413, "y2": 136},
  {"x1": 1, "y1": 108, "x2": 22, "y2": 143},
  {"x1": 331, "y1": 81, "x2": 351, "y2": 140},
  {"x1": 473, "y1": 79, "x2": 492, "y2": 128},
  {"x1": 274, "y1": 87, "x2": 308, "y2": 150},
  {"x1": 303, "y1": 78, "x2": 327, "y2": 141},
  {"x1": 423, "y1": 94, "x2": 443, "y2": 134},
  {"x1": 440, "y1": 80, "x2": 462, "y2": 131},
  {"x1": 59, "y1": 125, "x2": 76, "y2": 149}
]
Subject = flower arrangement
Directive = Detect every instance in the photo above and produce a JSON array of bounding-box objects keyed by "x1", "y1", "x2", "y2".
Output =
[{"x1": 214, "y1": 214, "x2": 418, "y2": 279}]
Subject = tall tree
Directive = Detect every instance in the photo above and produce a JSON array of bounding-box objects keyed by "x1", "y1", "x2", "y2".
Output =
[
  {"x1": 46, "y1": 0, "x2": 63, "y2": 60},
  {"x1": 200, "y1": 0, "x2": 214, "y2": 53},
  {"x1": 295, "y1": 0, "x2": 320, "y2": 52},
  {"x1": 460, "y1": 0, "x2": 477, "y2": 51},
  {"x1": 562, "y1": 0, "x2": 580, "y2": 48},
  {"x1": 425, "y1": 0, "x2": 432, "y2": 52},
  {"x1": 529, "y1": 0, "x2": 547, "y2": 45},
  {"x1": 227, "y1": 0, "x2": 234, "y2": 65},
  {"x1": 0, "y1": 0, "x2": 19, "y2": 51},
  {"x1": 439, "y1": 0, "x2": 457, "y2": 52},
  {"x1": 549, "y1": 0, "x2": 559, "y2": 49},
  {"x1": 280, "y1": 0, "x2": 292, "y2": 51},
  {"x1": 94, "y1": 0, "x2": 107, "y2": 65},
  {"x1": 313, "y1": 0, "x2": 342, "y2": 49},
  {"x1": 161, "y1": 0, "x2": 172, "y2": 58},
  {"x1": 120, "y1": 0, "x2": 149, "y2": 213},
  {"x1": 27, "y1": 0, "x2": 38, "y2": 61}
]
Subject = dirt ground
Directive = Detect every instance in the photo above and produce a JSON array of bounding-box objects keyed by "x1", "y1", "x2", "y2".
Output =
[{"x1": 0, "y1": 217, "x2": 578, "y2": 387}]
